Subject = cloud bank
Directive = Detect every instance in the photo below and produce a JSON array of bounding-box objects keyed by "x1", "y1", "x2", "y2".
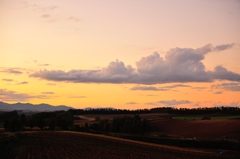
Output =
[
  {"x1": 30, "y1": 44, "x2": 239, "y2": 84},
  {"x1": 0, "y1": 89, "x2": 51, "y2": 101}
]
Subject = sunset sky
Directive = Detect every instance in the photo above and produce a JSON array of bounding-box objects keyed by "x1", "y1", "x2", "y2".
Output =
[{"x1": 1, "y1": 0, "x2": 240, "y2": 109}]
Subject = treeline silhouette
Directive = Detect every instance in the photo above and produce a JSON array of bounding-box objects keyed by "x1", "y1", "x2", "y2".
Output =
[
  {"x1": 82, "y1": 115, "x2": 149, "y2": 134},
  {"x1": 3, "y1": 111, "x2": 74, "y2": 132},
  {"x1": 69, "y1": 106, "x2": 240, "y2": 115}
]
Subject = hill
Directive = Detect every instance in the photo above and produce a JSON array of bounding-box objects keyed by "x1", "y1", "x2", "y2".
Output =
[{"x1": 0, "y1": 102, "x2": 74, "y2": 111}]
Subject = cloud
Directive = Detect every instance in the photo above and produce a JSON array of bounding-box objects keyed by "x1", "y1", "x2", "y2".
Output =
[
  {"x1": 131, "y1": 84, "x2": 190, "y2": 91},
  {"x1": 131, "y1": 86, "x2": 160, "y2": 91},
  {"x1": 41, "y1": 14, "x2": 51, "y2": 18},
  {"x1": 214, "y1": 91, "x2": 222, "y2": 94},
  {"x1": 68, "y1": 16, "x2": 81, "y2": 22},
  {"x1": 41, "y1": 92, "x2": 54, "y2": 94},
  {"x1": 31, "y1": 60, "x2": 136, "y2": 83},
  {"x1": 68, "y1": 95, "x2": 87, "y2": 98},
  {"x1": 213, "y1": 43, "x2": 235, "y2": 52},
  {"x1": 126, "y1": 102, "x2": 137, "y2": 104},
  {"x1": 16, "y1": 81, "x2": 28, "y2": 85},
  {"x1": 158, "y1": 100, "x2": 191, "y2": 105},
  {"x1": 212, "y1": 82, "x2": 240, "y2": 91},
  {"x1": 2, "y1": 79, "x2": 14, "y2": 82},
  {"x1": 146, "y1": 99, "x2": 191, "y2": 106},
  {"x1": 46, "y1": 83, "x2": 56, "y2": 86},
  {"x1": 30, "y1": 44, "x2": 239, "y2": 84},
  {"x1": 39, "y1": 64, "x2": 50, "y2": 66},
  {"x1": 0, "y1": 68, "x2": 23, "y2": 75},
  {"x1": 192, "y1": 87, "x2": 207, "y2": 89},
  {"x1": 209, "y1": 66, "x2": 240, "y2": 81},
  {"x1": 21, "y1": 1, "x2": 58, "y2": 12},
  {"x1": 0, "y1": 89, "x2": 51, "y2": 101}
]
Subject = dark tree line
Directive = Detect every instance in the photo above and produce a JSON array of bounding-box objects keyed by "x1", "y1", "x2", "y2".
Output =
[
  {"x1": 168, "y1": 107, "x2": 240, "y2": 115},
  {"x1": 2, "y1": 111, "x2": 74, "y2": 132},
  {"x1": 69, "y1": 106, "x2": 240, "y2": 115},
  {"x1": 80, "y1": 115, "x2": 149, "y2": 134}
]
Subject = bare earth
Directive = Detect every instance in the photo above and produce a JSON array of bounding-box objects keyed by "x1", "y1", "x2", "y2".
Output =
[
  {"x1": 149, "y1": 119, "x2": 240, "y2": 140},
  {"x1": 10, "y1": 131, "x2": 240, "y2": 159}
]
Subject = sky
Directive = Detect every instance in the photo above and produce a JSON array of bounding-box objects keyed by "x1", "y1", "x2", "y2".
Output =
[{"x1": 1, "y1": 0, "x2": 240, "y2": 109}]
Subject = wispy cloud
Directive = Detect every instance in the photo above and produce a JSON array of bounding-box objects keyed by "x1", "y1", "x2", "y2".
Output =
[
  {"x1": 68, "y1": 95, "x2": 87, "y2": 98},
  {"x1": 39, "y1": 64, "x2": 50, "y2": 66},
  {"x1": 0, "y1": 67, "x2": 23, "y2": 75},
  {"x1": 46, "y1": 83, "x2": 56, "y2": 86},
  {"x1": 41, "y1": 14, "x2": 51, "y2": 18},
  {"x1": 131, "y1": 84, "x2": 190, "y2": 91},
  {"x1": 41, "y1": 92, "x2": 54, "y2": 94},
  {"x1": 146, "y1": 99, "x2": 191, "y2": 106},
  {"x1": 214, "y1": 91, "x2": 222, "y2": 94},
  {"x1": 68, "y1": 16, "x2": 81, "y2": 22},
  {"x1": 212, "y1": 82, "x2": 240, "y2": 91},
  {"x1": 16, "y1": 81, "x2": 28, "y2": 85},
  {"x1": 0, "y1": 89, "x2": 51, "y2": 101},
  {"x1": 126, "y1": 102, "x2": 138, "y2": 104},
  {"x1": 213, "y1": 43, "x2": 235, "y2": 52},
  {"x1": 2, "y1": 79, "x2": 14, "y2": 82},
  {"x1": 21, "y1": 1, "x2": 58, "y2": 12}
]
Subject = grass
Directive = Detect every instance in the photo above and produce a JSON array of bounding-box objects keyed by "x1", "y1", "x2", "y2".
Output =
[{"x1": 173, "y1": 116, "x2": 240, "y2": 120}]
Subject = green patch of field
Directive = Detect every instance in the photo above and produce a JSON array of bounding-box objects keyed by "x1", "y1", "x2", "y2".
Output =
[{"x1": 173, "y1": 116, "x2": 240, "y2": 120}]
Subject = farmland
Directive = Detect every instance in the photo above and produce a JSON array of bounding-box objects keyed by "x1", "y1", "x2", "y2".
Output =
[{"x1": 1, "y1": 131, "x2": 239, "y2": 159}]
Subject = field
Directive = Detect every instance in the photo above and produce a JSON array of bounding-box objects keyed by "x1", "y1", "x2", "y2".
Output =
[
  {"x1": 172, "y1": 116, "x2": 240, "y2": 120},
  {"x1": 74, "y1": 113, "x2": 240, "y2": 140},
  {"x1": 1, "y1": 131, "x2": 239, "y2": 159},
  {"x1": 149, "y1": 119, "x2": 240, "y2": 140}
]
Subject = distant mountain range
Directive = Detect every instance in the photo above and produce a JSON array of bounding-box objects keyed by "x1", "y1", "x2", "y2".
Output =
[
  {"x1": 0, "y1": 102, "x2": 116, "y2": 112},
  {"x1": 0, "y1": 102, "x2": 74, "y2": 111}
]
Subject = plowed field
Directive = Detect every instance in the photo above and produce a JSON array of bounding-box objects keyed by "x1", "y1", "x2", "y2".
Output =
[{"x1": 4, "y1": 131, "x2": 239, "y2": 159}]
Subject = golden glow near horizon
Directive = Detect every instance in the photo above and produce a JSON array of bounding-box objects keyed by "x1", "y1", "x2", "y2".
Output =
[{"x1": 1, "y1": 0, "x2": 240, "y2": 109}]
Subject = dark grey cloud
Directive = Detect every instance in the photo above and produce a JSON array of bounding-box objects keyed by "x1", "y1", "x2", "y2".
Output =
[
  {"x1": 0, "y1": 89, "x2": 51, "y2": 101},
  {"x1": 30, "y1": 44, "x2": 239, "y2": 84},
  {"x1": 2, "y1": 79, "x2": 14, "y2": 82},
  {"x1": 126, "y1": 102, "x2": 137, "y2": 104},
  {"x1": 0, "y1": 68, "x2": 23, "y2": 75},
  {"x1": 16, "y1": 81, "x2": 28, "y2": 85},
  {"x1": 212, "y1": 82, "x2": 240, "y2": 91},
  {"x1": 214, "y1": 91, "x2": 222, "y2": 94}
]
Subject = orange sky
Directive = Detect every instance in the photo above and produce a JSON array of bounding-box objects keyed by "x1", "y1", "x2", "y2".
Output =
[{"x1": 1, "y1": 0, "x2": 240, "y2": 109}]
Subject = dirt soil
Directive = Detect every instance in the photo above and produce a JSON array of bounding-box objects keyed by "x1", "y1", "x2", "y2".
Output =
[
  {"x1": 149, "y1": 119, "x2": 240, "y2": 140},
  {"x1": 8, "y1": 131, "x2": 239, "y2": 159}
]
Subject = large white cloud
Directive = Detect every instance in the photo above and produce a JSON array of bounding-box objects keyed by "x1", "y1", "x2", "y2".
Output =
[{"x1": 30, "y1": 44, "x2": 239, "y2": 84}]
